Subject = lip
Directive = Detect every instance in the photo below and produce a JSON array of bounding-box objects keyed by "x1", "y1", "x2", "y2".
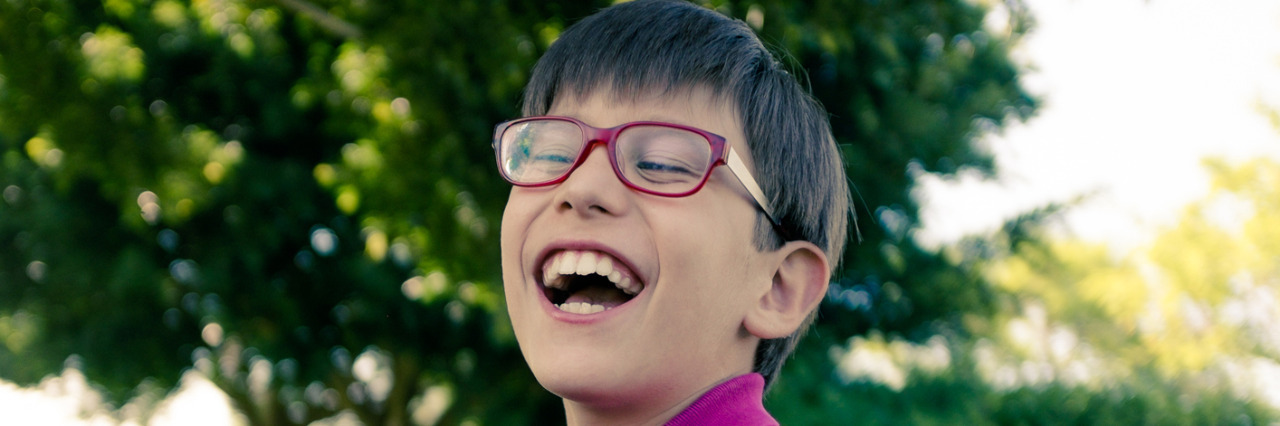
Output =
[{"x1": 532, "y1": 239, "x2": 647, "y2": 322}]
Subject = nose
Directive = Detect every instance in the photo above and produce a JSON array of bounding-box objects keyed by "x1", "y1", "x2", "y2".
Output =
[{"x1": 552, "y1": 143, "x2": 630, "y2": 218}]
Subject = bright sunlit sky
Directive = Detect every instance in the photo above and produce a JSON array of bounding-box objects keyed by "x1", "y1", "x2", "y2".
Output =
[
  {"x1": 3, "y1": 0, "x2": 1280, "y2": 424},
  {"x1": 916, "y1": 0, "x2": 1280, "y2": 252}
]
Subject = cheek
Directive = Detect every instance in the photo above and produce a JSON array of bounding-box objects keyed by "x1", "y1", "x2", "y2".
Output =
[
  {"x1": 500, "y1": 192, "x2": 538, "y2": 337},
  {"x1": 654, "y1": 195, "x2": 758, "y2": 280},
  {"x1": 500, "y1": 189, "x2": 535, "y2": 250},
  {"x1": 500, "y1": 191, "x2": 536, "y2": 287},
  {"x1": 651, "y1": 209, "x2": 760, "y2": 338}
]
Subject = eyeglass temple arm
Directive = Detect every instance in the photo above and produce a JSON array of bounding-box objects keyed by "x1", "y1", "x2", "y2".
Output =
[{"x1": 726, "y1": 147, "x2": 780, "y2": 226}]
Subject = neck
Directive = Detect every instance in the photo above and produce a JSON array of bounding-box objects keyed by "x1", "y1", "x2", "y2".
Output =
[{"x1": 562, "y1": 374, "x2": 739, "y2": 426}]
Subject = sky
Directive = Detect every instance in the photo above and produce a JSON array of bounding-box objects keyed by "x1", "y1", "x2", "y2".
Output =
[
  {"x1": 915, "y1": 0, "x2": 1280, "y2": 252},
  {"x1": 4, "y1": 0, "x2": 1280, "y2": 424}
]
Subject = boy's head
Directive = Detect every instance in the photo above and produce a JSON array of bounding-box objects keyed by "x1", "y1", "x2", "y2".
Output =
[{"x1": 497, "y1": 0, "x2": 850, "y2": 414}]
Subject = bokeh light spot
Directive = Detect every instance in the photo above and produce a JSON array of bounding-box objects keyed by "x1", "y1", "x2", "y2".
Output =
[
  {"x1": 229, "y1": 32, "x2": 253, "y2": 57},
  {"x1": 149, "y1": 99, "x2": 168, "y2": 117},
  {"x1": 109, "y1": 105, "x2": 126, "y2": 122},
  {"x1": 103, "y1": 0, "x2": 135, "y2": 18},
  {"x1": 340, "y1": 70, "x2": 366, "y2": 93},
  {"x1": 80, "y1": 26, "x2": 146, "y2": 83},
  {"x1": 1, "y1": 311, "x2": 36, "y2": 352},
  {"x1": 169, "y1": 259, "x2": 198, "y2": 284},
  {"x1": 372, "y1": 101, "x2": 392, "y2": 123},
  {"x1": 745, "y1": 4, "x2": 764, "y2": 30},
  {"x1": 162, "y1": 308, "x2": 181, "y2": 330},
  {"x1": 457, "y1": 282, "x2": 477, "y2": 304},
  {"x1": 401, "y1": 276, "x2": 424, "y2": 300},
  {"x1": 291, "y1": 88, "x2": 314, "y2": 108},
  {"x1": 151, "y1": 0, "x2": 188, "y2": 28},
  {"x1": 411, "y1": 385, "x2": 453, "y2": 425},
  {"x1": 220, "y1": 140, "x2": 244, "y2": 163},
  {"x1": 81, "y1": 78, "x2": 101, "y2": 95},
  {"x1": 201, "y1": 322, "x2": 223, "y2": 347},
  {"x1": 389, "y1": 240, "x2": 413, "y2": 267},
  {"x1": 310, "y1": 226, "x2": 338, "y2": 256},
  {"x1": 3, "y1": 185, "x2": 21, "y2": 205},
  {"x1": 313, "y1": 163, "x2": 336, "y2": 188},
  {"x1": 25, "y1": 136, "x2": 63, "y2": 168},
  {"x1": 363, "y1": 228, "x2": 387, "y2": 261},
  {"x1": 424, "y1": 271, "x2": 448, "y2": 301},
  {"x1": 157, "y1": 228, "x2": 179, "y2": 252},
  {"x1": 203, "y1": 162, "x2": 226, "y2": 184},
  {"x1": 330, "y1": 347, "x2": 352, "y2": 373},
  {"x1": 294, "y1": 250, "x2": 314, "y2": 270},
  {"x1": 390, "y1": 97, "x2": 410, "y2": 117},
  {"x1": 336, "y1": 186, "x2": 360, "y2": 215},
  {"x1": 446, "y1": 301, "x2": 465, "y2": 325},
  {"x1": 248, "y1": 357, "x2": 272, "y2": 397},
  {"x1": 352, "y1": 348, "x2": 392, "y2": 403},
  {"x1": 25, "y1": 261, "x2": 47, "y2": 283}
]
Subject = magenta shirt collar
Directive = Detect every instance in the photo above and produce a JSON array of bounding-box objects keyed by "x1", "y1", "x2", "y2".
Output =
[{"x1": 666, "y1": 373, "x2": 778, "y2": 426}]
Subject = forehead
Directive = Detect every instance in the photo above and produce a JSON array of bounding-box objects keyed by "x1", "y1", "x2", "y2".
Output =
[{"x1": 545, "y1": 85, "x2": 752, "y2": 162}]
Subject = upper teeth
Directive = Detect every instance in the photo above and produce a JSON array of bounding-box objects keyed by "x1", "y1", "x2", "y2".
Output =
[{"x1": 542, "y1": 250, "x2": 641, "y2": 295}]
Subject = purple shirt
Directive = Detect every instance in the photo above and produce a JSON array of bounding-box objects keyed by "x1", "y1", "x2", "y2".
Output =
[{"x1": 666, "y1": 373, "x2": 779, "y2": 426}]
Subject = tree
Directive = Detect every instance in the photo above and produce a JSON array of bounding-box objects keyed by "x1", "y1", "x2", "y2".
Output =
[
  {"x1": 969, "y1": 156, "x2": 1280, "y2": 423},
  {"x1": 760, "y1": 157, "x2": 1280, "y2": 425},
  {"x1": 0, "y1": 0, "x2": 1055, "y2": 423}
]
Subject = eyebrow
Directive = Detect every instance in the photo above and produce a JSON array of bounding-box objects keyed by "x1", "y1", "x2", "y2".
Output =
[
  {"x1": 545, "y1": 90, "x2": 730, "y2": 130},
  {"x1": 542, "y1": 110, "x2": 707, "y2": 131},
  {"x1": 633, "y1": 115, "x2": 703, "y2": 128}
]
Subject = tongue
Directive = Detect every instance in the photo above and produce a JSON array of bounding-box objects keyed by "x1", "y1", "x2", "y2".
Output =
[{"x1": 563, "y1": 284, "x2": 631, "y2": 307}]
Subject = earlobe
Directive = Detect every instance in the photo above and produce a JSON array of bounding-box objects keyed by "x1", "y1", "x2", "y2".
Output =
[{"x1": 743, "y1": 241, "x2": 830, "y2": 340}]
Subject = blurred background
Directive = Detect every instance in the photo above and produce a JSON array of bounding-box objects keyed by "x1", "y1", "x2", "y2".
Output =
[{"x1": 1, "y1": 0, "x2": 1278, "y2": 424}]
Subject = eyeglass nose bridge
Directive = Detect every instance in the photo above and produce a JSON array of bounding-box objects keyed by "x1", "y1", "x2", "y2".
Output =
[
  {"x1": 578, "y1": 121, "x2": 625, "y2": 150},
  {"x1": 561, "y1": 122, "x2": 630, "y2": 183}
]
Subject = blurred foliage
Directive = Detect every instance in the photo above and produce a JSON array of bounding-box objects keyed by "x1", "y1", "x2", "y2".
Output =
[
  {"x1": 769, "y1": 156, "x2": 1280, "y2": 424},
  {"x1": 972, "y1": 156, "x2": 1280, "y2": 383},
  {"x1": 0, "y1": 0, "x2": 1273, "y2": 424}
]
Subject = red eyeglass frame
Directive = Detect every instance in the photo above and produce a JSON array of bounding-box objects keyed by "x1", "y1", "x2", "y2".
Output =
[{"x1": 492, "y1": 115, "x2": 778, "y2": 224}]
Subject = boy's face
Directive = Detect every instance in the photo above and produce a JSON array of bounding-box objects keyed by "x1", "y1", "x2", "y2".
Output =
[{"x1": 500, "y1": 86, "x2": 775, "y2": 407}]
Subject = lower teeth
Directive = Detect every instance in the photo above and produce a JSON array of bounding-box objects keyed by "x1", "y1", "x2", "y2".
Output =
[{"x1": 556, "y1": 302, "x2": 609, "y2": 314}]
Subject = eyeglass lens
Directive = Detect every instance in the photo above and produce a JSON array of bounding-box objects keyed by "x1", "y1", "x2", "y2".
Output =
[{"x1": 499, "y1": 119, "x2": 714, "y2": 195}]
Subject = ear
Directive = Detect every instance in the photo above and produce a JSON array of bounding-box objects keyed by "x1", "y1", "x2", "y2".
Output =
[{"x1": 743, "y1": 241, "x2": 830, "y2": 340}]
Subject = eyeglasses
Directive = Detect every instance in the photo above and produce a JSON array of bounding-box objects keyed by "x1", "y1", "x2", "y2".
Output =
[{"x1": 493, "y1": 116, "x2": 778, "y2": 225}]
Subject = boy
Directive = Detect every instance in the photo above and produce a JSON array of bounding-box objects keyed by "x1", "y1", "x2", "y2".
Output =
[{"x1": 496, "y1": 0, "x2": 851, "y2": 423}]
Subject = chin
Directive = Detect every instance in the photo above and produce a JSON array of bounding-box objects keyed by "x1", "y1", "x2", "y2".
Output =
[
  {"x1": 524, "y1": 343, "x2": 660, "y2": 406},
  {"x1": 539, "y1": 371, "x2": 624, "y2": 404}
]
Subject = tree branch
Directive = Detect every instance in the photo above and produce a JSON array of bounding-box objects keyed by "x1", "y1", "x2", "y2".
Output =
[{"x1": 271, "y1": 0, "x2": 363, "y2": 39}]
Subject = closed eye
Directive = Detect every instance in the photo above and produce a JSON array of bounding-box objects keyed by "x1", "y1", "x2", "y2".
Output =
[
  {"x1": 534, "y1": 153, "x2": 575, "y2": 164},
  {"x1": 636, "y1": 160, "x2": 696, "y2": 175},
  {"x1": 632, "y1": 156, "x2": 702, "y2": 185}
]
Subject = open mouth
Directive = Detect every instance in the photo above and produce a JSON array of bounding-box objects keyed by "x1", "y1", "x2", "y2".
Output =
[{"x1": 539, "y1": 249, "x2": 644, "y2": 314}]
